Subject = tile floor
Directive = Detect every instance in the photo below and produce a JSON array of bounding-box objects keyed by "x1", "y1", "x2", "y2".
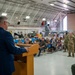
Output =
[{"x1": 34, "y1": 51, "x2": 75, "y2": 75}]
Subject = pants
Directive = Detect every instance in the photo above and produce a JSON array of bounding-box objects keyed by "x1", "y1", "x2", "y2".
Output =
[
  {"x1": 71, "y1": 64, "x2": 75, "y2": 75},
  {"x1": 64, "y1": 44, "x2": 68, "y2": 51},
  {"x1": 48, "y1": 46, "x2": 56, "y2": 51},
  {"x1": 38, "y1": 46, "x2": 46, "y2": 56},
  {"x1": 68, "y1": 44, "x2": 74, "y2": 57}
]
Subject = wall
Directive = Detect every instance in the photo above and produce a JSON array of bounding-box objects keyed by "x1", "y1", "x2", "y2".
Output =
[
  {"x1": 8, "y1": 26, "x2": 40, "y2": 36},
  {"x1": 67, "y1": 14, "x2": 75, "y2": 31}
]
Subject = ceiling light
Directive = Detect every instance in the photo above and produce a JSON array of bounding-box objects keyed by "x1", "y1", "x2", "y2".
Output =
[
  {"x1": 42, "y1": 18, "x2": 46, "y2": 21},
  {"x1": 16, "y1": 17, "x2": 18, "y2": 19},
  {"x1": 54, "y1": 20, "x2": 57, "y2": 22},
  {"x1": 50, "y1": 4, "x2": 54, "y2": 6},
  {"x1": 26, "y1": 16, "x2": 30, "y2": 19},
  {"x1": 63, "y1": 4, "x2": 67, "y2": 8},
  {"x1": 1, "y1": 13, "x2": 7, "y2": 16},
  {"x1": 47, "y1": 21, "x2": 50, "y2": 24}
]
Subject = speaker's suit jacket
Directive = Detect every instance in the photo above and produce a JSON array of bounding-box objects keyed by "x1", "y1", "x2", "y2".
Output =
[{"x1": 0, "y1": 27, "x2": 27, "y2": 75}]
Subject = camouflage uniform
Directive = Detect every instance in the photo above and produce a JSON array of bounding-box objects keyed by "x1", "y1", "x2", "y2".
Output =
[
  {"x1": 67, "y1": 33, "x2": 75, "y2": 57},
  {"x1": 64, "y1": 34, "x2": 68, "y2": 52},
  {"x1": 73, "y1": 34, "x2": 75, "y2": 52}
]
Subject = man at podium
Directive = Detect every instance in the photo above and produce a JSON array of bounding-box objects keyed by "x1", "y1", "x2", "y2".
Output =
[{"x1": 0, "y1": 16, "x2": 29, "y2": 75}]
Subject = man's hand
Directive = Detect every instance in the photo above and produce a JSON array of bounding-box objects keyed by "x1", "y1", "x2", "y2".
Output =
[{"x1": 25, "y1": 47, "x2": 29, "y2": 52}]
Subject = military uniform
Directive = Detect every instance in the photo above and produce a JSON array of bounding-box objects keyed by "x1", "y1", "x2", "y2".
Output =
[
  {"x1": 73, "y1": 34, "x2": 75, "y2": 52},
  {"x1": 64, "y1": 34, "x2": 68, "y2": 52},
  {"x1": 67, "y1": 33, "x2": 75, "y2": 57}
]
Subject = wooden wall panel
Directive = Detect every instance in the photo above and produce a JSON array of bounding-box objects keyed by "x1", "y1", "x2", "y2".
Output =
[{"x1": 67, "y1": 14, "x2": 75, "y2": 31}]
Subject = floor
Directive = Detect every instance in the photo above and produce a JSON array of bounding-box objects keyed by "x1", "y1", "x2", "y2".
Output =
[{"x1": 34, "y1": 51, "x2": 75, "y2": 75}]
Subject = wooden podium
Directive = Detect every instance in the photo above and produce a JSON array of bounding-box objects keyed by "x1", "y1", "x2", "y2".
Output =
[{"x1": 13, "y1": 44, "x2": 39, "y2": 75}]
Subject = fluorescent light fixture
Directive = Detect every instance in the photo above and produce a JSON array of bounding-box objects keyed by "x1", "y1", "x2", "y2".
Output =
[
  {"x1": 63, "y1": 16, "x2": 67, "y2": 31},
  {"x1": 50, "y1": 4, "x2": 54, "y2": 6},
  {"x1": 1, "y1": 13, "x2": 7, "y2": 16},
  {"x1": 47, "y1": 21, "x2": 50, "y2": 24},
  {"x1": 63, "y1": 4, "x2": 67, "y2": 8},
  {"x1": 26, "y1": 16, "x2": 30, "y2": 19},
  {"x1": 63, "y1": 0, "x2": 69, "y2": 4},
  {"x1": 42, "y1": 18, "x2": 46, "y2": 21},
  {"x1": 54, "y1": 20, "x2": 57, "y2": 22},
  {"x1": 16, "y1": 17, "x2": 18, "y2": 19}
]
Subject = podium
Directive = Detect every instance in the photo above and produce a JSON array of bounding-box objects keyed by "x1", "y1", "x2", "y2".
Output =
[{"x1": 13, "y1": 44, "x2": 39, "y2": 75}]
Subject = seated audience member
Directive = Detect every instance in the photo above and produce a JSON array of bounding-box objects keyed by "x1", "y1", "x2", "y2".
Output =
[
  {"x1": 19, "y1": 32, "x2": 24, "y2": 38},
  {"x1": 56, "y1": 38, "x2": 62, "y2": 50},
  {"x1": 21, "y1": 39, "x2": 25, "y2": 43},
  {"x1": 50, "y1": 38, "x2": 53, "y2": 44},
  {"x1": 25, "y1": 38, "x2": 32, "y2": 44},
  {"x1": 60, "y1": 37, "x2": 64, "y2": 50},
  {"x1": 24, "y1": 37, "x2": 30, "y2": 44},
  {"x1": 52, "y1": 39, "x2": 57, "y2": 51},
  {"x1": 38, "y1": 38, "x2": 46, "y2": 56},
  {"x1": 14, "y1": 39, "x2": 19, "y2": 44},
  {"x1": 14, "y1": 36, "x2": 19, "y2": 44},
  {"x1": 31, "y1": 36, "x2": 36, "y2": 43},
  {"x1": 46, "y1": 41, "x2": 53, "y2": 52},
  {"x1": 25, "y1": 40, "x2": 30, "y2": 44}
]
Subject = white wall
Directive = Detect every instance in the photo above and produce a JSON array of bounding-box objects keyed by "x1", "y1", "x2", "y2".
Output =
[
  {"x1": 63, "y1": 16, "x2": 67, "y2": 31},
  {"x1": 8, "y1": 26, "x2": 40, "y2": 36}
]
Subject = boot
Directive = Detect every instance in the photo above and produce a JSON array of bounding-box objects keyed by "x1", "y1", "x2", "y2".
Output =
[
  {"x1": 68, "y1": 52, "x2": 71, "y2": 57},
  {"x1": 68, "y1": 55, "x2": 71, "y2": 57},
  {"x1": 72, "y1": 54, "x2": 74, "y2": 57},
  {"x1": 68, "y1": 53, "x2": 71, "y2": 57}
]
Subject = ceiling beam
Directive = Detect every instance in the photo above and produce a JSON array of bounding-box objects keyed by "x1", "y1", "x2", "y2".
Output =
[
  {"x1": 10, "y1": 4, "x2": 20, "y2": 22},
  {"x1": 30, "y1": 9, "x2": 40, "y2": 24},
  {"x1": 19, "y1": 4, "x2": 30, "y2": 19},
  {"x1": 4, "y1": 2, "x2": 11, "y2": 13},
  {"x1": 53, "y1": 3, "x2": 75, "y2": 11},
  {"x1": 57, "y1": 1, "x2": 75, "y2": 9},
  {"x1": 0, "y1": 0, "x2": 62, "y2": 13},
  {"x1": 68, "y1": 0, "x2": 75, "y2": 4},
  {"x1": 0, "y1": 0, "x2": 6, "y2": 11},
  {"x1": 5, "y1": 0, "x2": 27, "y2": 5}
]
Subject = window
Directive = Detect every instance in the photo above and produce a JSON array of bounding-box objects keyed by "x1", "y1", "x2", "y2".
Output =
[{"x1": 63, "y1": 16, "x2": 67, "y2": 31}]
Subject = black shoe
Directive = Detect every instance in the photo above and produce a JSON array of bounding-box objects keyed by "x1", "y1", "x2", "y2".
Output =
[
  {"x1": 63, "y1": 51, "x2": 66, "y2": 52},
  {"x1": 72, "y1": 55, "x2": 74, "y2": 57},
  {"x1": 37, "y1": 55, "x2": 40, "y2": 57},
  {"x1": 68, "y1": 55, "x2": 71, "y2": 57}
]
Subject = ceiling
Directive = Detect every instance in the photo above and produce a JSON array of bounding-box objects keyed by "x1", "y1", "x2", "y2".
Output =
[{"x1": 0, "y1": 0, "x2": 75, "y2": 26}]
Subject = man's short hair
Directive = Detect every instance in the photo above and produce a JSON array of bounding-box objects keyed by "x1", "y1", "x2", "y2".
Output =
[{"x1": 0, "y1": 16, "x2": 7, "y2": 23}]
